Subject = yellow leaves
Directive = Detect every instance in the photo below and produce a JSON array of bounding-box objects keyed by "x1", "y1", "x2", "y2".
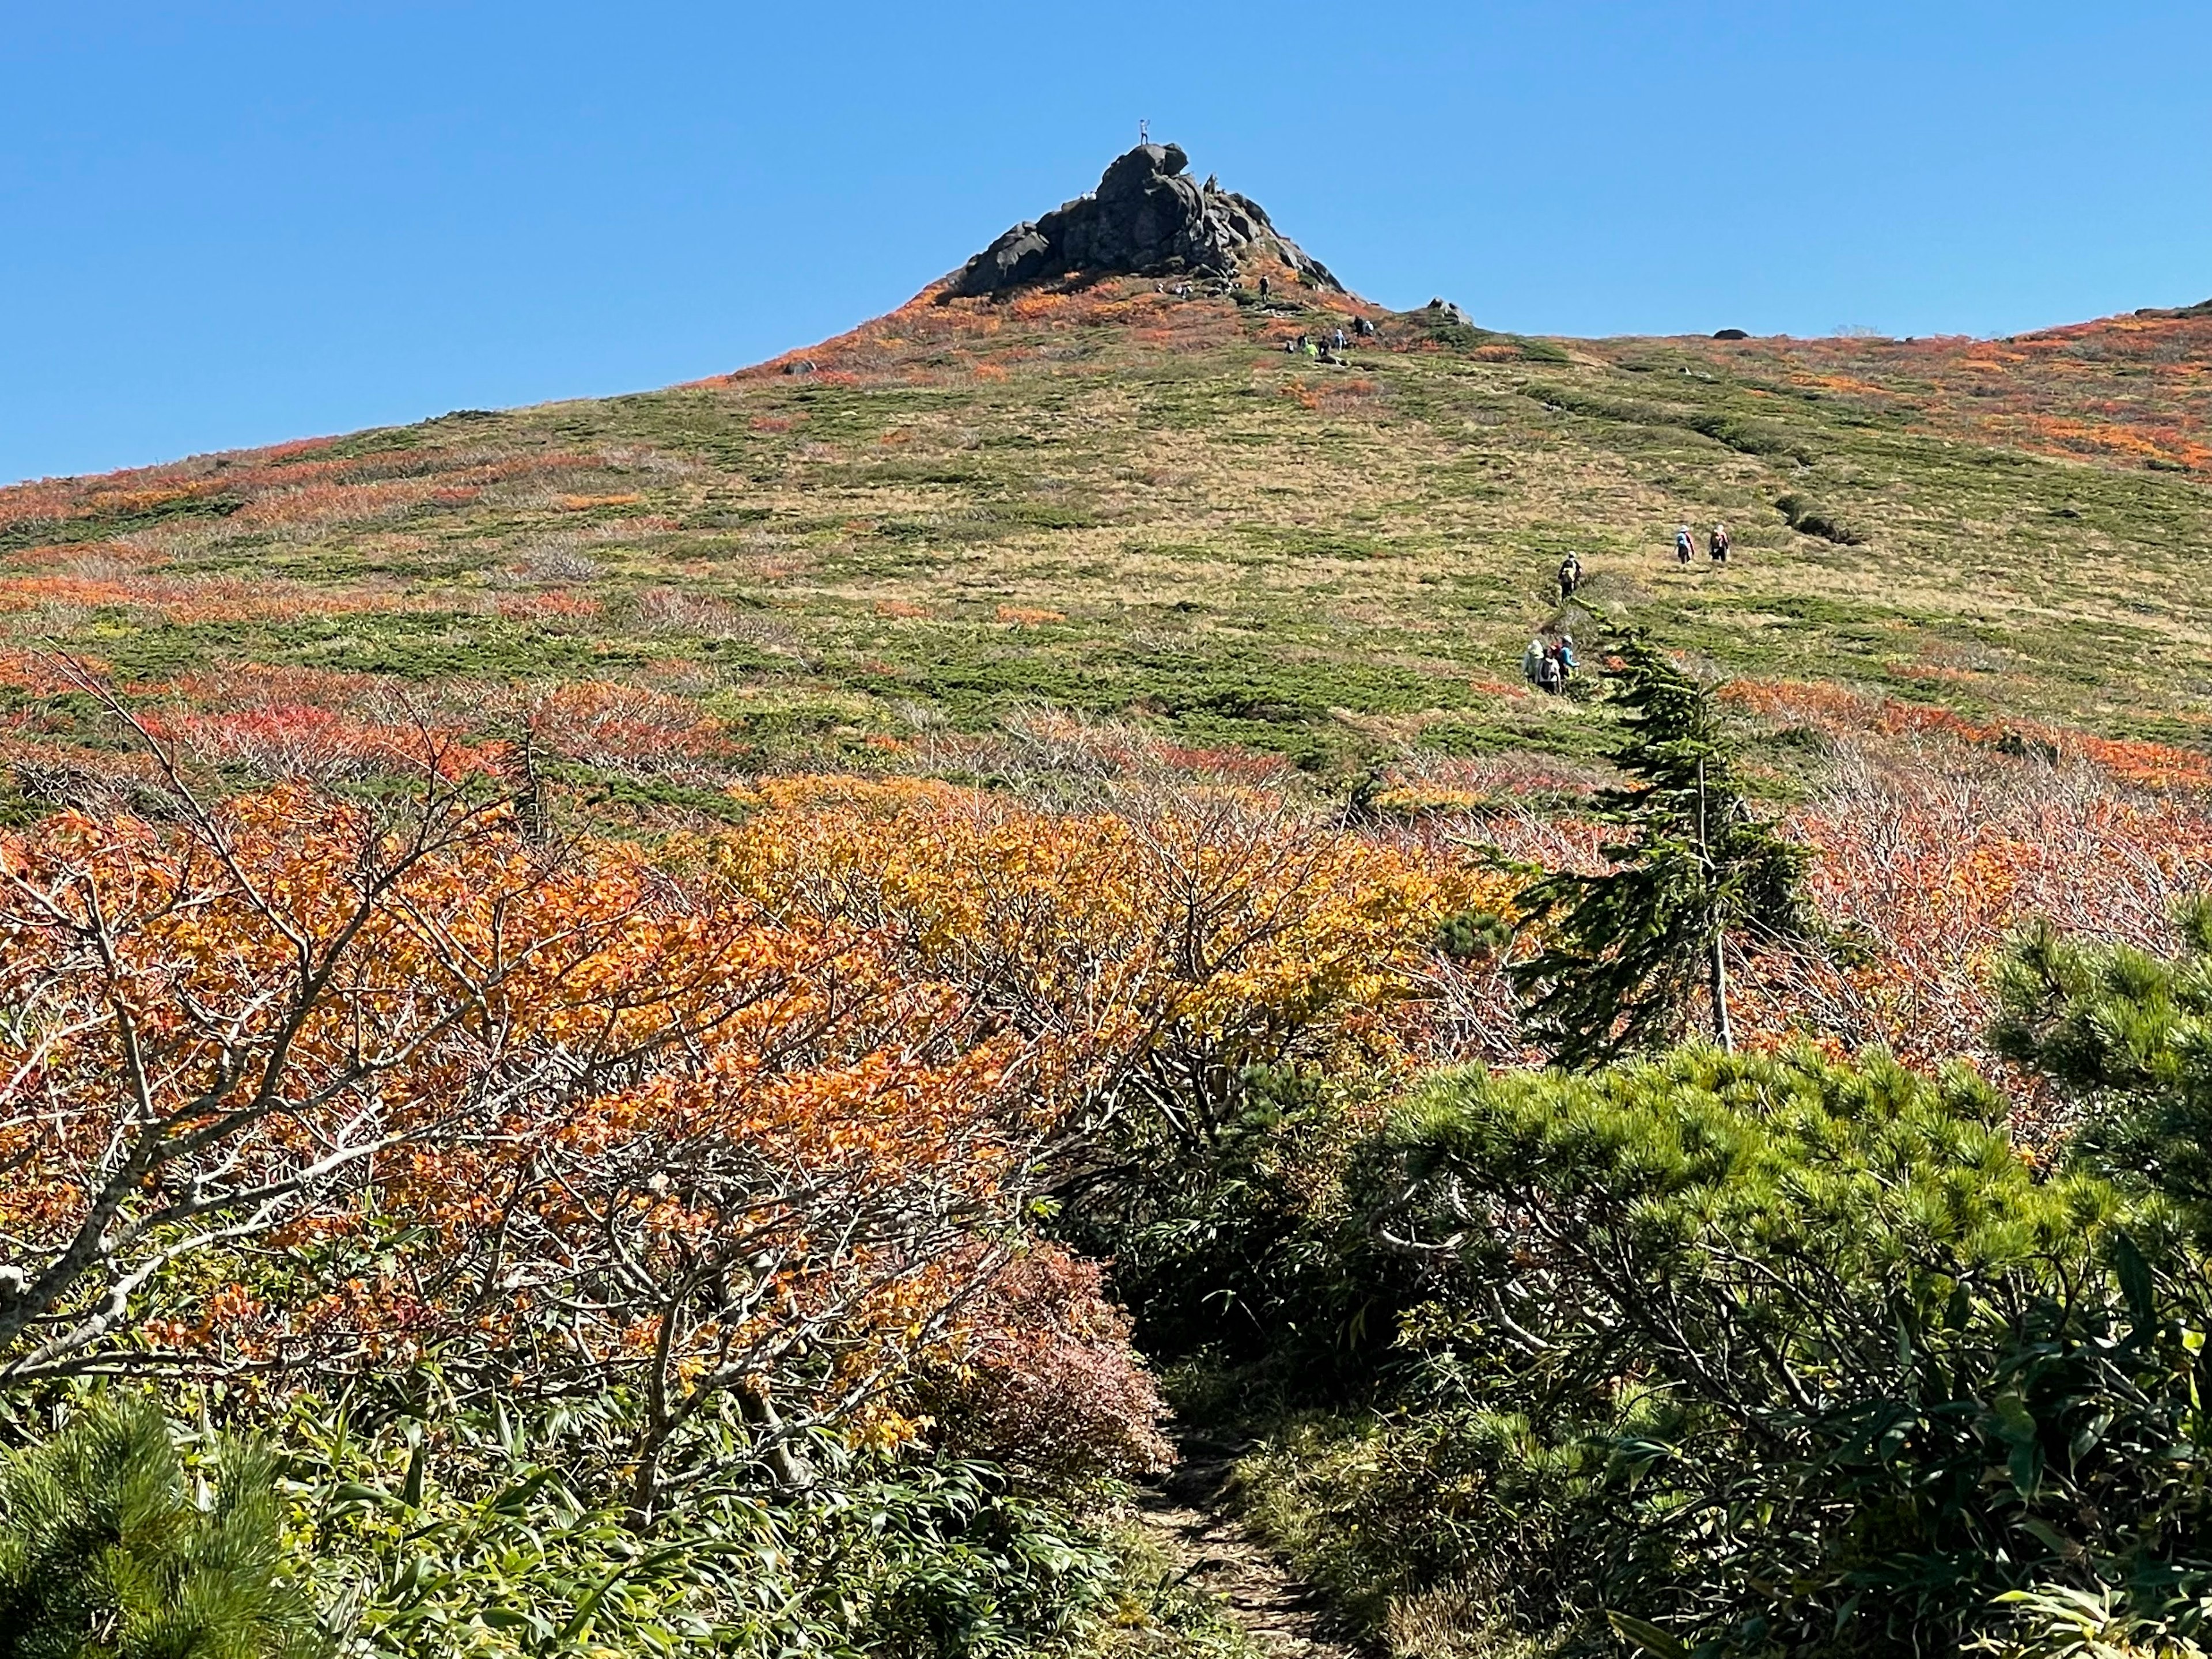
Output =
[{"x1": 7, "y1": 768, "x2": 1497, "y2": 1397}]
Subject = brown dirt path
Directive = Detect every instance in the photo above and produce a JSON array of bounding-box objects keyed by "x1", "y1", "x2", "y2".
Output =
[{"x1": 1138, "y1": 1433, "x2": 1367, "y2": 1659}]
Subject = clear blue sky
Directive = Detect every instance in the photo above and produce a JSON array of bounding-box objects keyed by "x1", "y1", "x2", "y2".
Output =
[{"x1": 6, "y1": 1, "x2": 2209, "y2": 484}]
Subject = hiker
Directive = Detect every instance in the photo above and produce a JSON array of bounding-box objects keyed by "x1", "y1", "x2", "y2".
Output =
[
  {"x1": 1330, "y1": 327, "x2": 1349, "y2": 351},
  {"x1": 1283, "y1": 338, "x2": 1299, "y2": 354},
  {"x1": 1303, "y1": 337, "x2": 1320, "y2": 359},
  {"x1": 1557, "y1": 553, "x2": 1583, "y2": 599},
  {"x1": 1557, "y1": 634, "x2": 1578, "y2": 681},
  {"x1": 1258, "y1": 275, "x2": 1271, "y2": 301},
  {"x1": 1709, "y1": 522, "x2": 1731, "y2": 564},
  {"x1": 1536, "y1": 647, "x2": 1563, "y2": 695},
  {"x1": 1522, "y1": 635, "x2": 1548, "y2": 685},
  {"x1": 1354, "y1": 316, "x2": 1376, "y2": 338},
  {"x1": 1675, "y1": 525, "x2": 1695, "y2": 566}
]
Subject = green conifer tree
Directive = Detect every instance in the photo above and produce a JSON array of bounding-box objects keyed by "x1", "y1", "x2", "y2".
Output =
[
  {"x1": 1511, "y1": 622, "x2": 1809, "y2": 1067},
  {"x1": 0, "y1": 1396, "x2": 326, "y2": 1659}
]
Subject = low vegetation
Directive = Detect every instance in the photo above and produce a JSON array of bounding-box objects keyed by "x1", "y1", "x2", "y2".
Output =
[{"x1": 1, "y1": 262, "x2": 2210, "y2": 1654}]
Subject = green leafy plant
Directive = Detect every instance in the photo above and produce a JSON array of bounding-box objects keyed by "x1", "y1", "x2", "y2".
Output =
[{"x1": 1332, "y1": 1044, "x2": 2212, "y2": 1654}]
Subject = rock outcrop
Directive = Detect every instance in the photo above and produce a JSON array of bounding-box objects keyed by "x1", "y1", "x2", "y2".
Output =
[{"x1": 947, "y1": 143, "x2": 1342, "y2": 298}]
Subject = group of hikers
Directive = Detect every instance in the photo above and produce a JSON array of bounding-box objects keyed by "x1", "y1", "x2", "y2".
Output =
[
  {"x1": 1528, "y1": 524, "x2": 1731, "y2": 689},
  {"x1": 1522, "y1": 629, "x2": 1580, "y2": 694},
  {"x1": 1281, "y1": 316, "x2": 1377, "y2": 363},
  {"x1": 1676, "y1": 522, "x2": 1731, "y2": 565},
  {"x1": 1555, "y1": 522, "x2": 1736, "y2": 603}
]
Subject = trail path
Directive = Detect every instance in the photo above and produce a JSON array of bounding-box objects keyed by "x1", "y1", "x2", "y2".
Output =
[{"x1": 1138, "y1": 1433, "x2": 1366, "y2": 1658}]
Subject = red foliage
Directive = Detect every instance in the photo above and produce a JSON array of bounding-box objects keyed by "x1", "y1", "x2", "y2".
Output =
[{"x1": 931, "y1": 1246, "x2": 1172, "y2": 1479}]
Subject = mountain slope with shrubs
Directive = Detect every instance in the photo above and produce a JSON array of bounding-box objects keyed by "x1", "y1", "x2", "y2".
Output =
[{"x1": 3, "y1": 145, "x2": 2212, "y2": 1658}]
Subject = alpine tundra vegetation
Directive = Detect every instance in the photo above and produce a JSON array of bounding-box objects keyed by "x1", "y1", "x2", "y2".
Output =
[{"x1": 3, "y1": 141, "x2": 2212, "y2": 1659}]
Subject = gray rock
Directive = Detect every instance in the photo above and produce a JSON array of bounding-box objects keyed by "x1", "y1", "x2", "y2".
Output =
[
  {"x1": 1425, "y1": 298, "x2": 1474, "y2": 328},
  {"x1": 946, "y1": 143, "x2": 1343, "y2": 298}
]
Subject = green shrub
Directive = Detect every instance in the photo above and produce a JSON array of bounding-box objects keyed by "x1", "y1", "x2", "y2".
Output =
[
  {"x1": 1330, "y1": 1045, "x2": 2212, "y2": 1656},
  {"x1": 0, "y1": 1395, "x2": 325, "y2": 1659},
  {"x1": 1995, "y1": 897, "x2": 2212, "y2": 1230}
]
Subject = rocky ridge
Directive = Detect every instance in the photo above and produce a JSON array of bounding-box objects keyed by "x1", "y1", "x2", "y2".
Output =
[{"x1": 946, "y1": 142, "x2": 1342, "y2": 298}]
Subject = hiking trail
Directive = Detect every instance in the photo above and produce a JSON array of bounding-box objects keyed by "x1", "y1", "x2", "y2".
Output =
[{"x1": 1138, "y1": 1433, "x2": 1365, "y2": 1658}]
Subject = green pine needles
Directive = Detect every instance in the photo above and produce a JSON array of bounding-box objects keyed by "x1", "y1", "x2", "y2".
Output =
[
  {"x1": 0, "y1": 1396, "x2": 325, "y2": 1659},
  {"x1": 1512, "y1": 620, "x2": 1810, "y2": 1067},
  {"x1": 1996, "y1": 893, "x2": 2212, "y2": 1230}
]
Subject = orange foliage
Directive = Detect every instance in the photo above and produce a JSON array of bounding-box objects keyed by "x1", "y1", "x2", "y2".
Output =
[
  {"x1": 1723, "y1": 679, "x2": 2212, "y2": 792},
  {"x1": 0, "y1": 763, "x2": 1490, "y2": 1522},
  {"x1": 0, "y1": 570, "x2": 437, "y2": 626},
  {"x1": 142, "y1": 702, "x2": 505, "y2": 781},
  {"x1": 525, "y1": 680, "x2": 735, "y2": 772}
]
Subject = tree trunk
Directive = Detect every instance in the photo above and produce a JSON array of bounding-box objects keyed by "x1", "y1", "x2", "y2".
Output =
[
  {"x1": 739, "y1": 1380, "x2": 816, "y2": 1495},
  {"x1": 1710, "y1": 927, "x2": 1734, "y2": 1052},
  {"x1": 1696, "y1": 756, "x2": 1733, "y2": 1052}
]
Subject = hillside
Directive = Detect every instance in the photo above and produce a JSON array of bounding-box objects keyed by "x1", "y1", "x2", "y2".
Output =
[
  {"x1": 10, "y1": 145, "x2": 2212, "y2": 1659},
  {"x1": 2, "y1": 196, "x2": 2209, "y2": 809}
]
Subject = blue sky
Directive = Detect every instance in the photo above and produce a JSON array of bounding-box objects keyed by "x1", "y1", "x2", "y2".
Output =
[{"x1": 5, "y1": 1, "x2": 2209, "y2": 484}]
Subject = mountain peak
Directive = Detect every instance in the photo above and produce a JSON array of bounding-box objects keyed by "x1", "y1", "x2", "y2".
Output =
[{"x1": 946, "y1": 142, "x2": 1342, "y2": 298}]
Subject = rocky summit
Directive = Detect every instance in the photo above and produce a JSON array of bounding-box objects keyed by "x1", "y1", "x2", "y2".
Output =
[{"x1": 946, "y1": 142, "x2": 1342, "y2": 298}]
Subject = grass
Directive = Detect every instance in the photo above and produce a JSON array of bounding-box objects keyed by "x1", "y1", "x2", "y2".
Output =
[{"x1": 3, "y1": 267, "x2": 2208, "y2": 791}]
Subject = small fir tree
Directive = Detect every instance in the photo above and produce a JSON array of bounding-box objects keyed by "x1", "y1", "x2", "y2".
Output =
[
  {"x1": 1511, "y1": 623, "x2": 1808, "y2": 1067},
  {"x1": 0, "y1": 1396, "x2": 326, "y2": 1659}
]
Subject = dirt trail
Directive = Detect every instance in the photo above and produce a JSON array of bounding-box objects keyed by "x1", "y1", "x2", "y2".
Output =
[{"x1": 1138, "y1": 1434, "x2": 1366, "y2": 1658}]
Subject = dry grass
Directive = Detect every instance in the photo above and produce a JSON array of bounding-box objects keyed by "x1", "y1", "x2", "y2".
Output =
[{"x1": 0, "y1": 275, "x2": 2206, "y2": 798}]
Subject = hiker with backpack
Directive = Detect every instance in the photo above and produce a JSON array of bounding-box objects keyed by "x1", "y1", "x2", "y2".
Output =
[
  {"x1": 1709, "y1": 523, "x2": 1731, "y2": 564},
  {"x1": 1558, "y1": 553, "x2": 1584, "y2": 599},
  {"x1": 1675, "y1": 525, "x2": 1695, "y2": 566},
  {"x1": 1522, "y1": 634, "x2": 1548, "y2": 686}
]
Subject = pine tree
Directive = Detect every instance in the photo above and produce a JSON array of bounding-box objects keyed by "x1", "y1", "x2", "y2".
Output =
[
  {"x1": 0, "y1": 1396, "x2": 326, "y2": 1659},
  {"x1": 1993, "y1": 895, "x2": 2212, "y2": 1230},
  {"x1": 1511, "y1": 622, "x2": 1809, "y2": 1068}
]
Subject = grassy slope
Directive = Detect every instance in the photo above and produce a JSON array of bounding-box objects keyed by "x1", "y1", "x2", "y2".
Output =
[{"x1": 3, "y1": 271, "x2": 2208, "y2": 787}]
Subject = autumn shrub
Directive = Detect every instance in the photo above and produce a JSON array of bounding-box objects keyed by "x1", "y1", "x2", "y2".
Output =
[
  {"x1": 710, "y1": 774, "x2": 1508, "y2": 1358},
  {"x1": 1248, "y1": 1046, "x2": 2212, "y2": 1657},
  {"x1": 924, "y1": 1245, "x2": 1172, "y2": 1481}
]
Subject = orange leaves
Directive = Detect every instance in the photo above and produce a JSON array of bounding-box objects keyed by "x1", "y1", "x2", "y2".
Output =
[
  {"x1": 1729, "y1": 726, "x2": 2212, "y2": 1071},
  {"x1": 1722, "y1": 679, "x2": 2212, "y2": 794},
  {"x1": 142, "y1": 702, "x2": 506, "y2": 781},
  {"x1": 0, "y1": 569, "x2": 435, "y2": 626},
  {"x1": 0, "y1": 751, "x2": 1506, "y2": 1455},
  {"x1": 1669, "y1": 309, "x2": 2212, "y2": 480},
  {"x1": 524, "y1": 679, "x2": 736, "y2": 772},
  {"x1": 714, "y1": 772, "x2": 1508, "y2": 1104}
]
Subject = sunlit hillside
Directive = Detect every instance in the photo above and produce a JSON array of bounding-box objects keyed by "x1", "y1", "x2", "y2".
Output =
[
  {"x1": 12, "y1": 210, "x2": 2212, "y2": 1659},
  {"x1": 3, "y1": 264, "x2": 2207, "y2": 823}
]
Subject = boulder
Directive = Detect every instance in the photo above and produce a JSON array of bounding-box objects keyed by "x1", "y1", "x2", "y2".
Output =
[
  {"x1": 947, "y1": 143, "x2": 1342, "y2": 298},
  {"x1": 1424, "y1": 298, "x2": 1475, "y2": 328}
]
